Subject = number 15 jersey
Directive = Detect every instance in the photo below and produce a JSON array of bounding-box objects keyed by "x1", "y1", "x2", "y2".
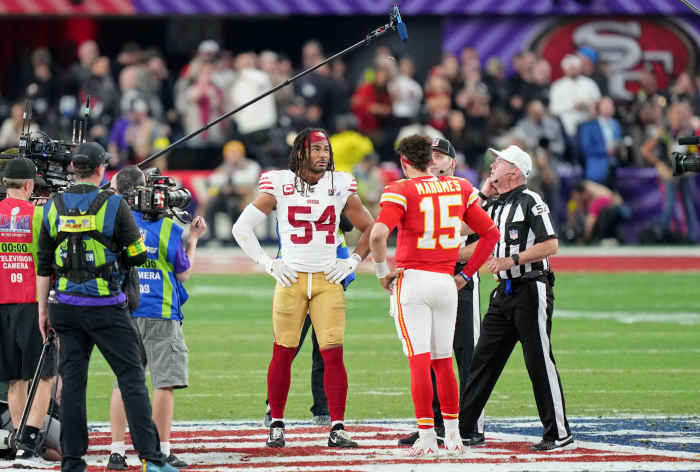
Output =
[
  {"x1": 377, "y1": 175, "x2": 479, "y2": 275},
  {"x1": 258, "y1": 169, "x2": 357, "y2": 273}
]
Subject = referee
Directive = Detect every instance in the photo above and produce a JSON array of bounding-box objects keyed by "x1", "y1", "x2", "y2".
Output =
[
  {"x1": 459, "y1": 145, "x2": 573, "y2": 451},
  {"x1": 398, "y1": 138, "x2": 485, "y2": 447}
]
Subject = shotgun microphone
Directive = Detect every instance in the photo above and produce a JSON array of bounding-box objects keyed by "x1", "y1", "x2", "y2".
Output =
[{"x1": 393, "y1": 5, "x2": 408, "y2": 42}]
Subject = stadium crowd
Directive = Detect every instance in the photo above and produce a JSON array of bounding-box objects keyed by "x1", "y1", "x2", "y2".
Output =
[{"x1": 1, "y1": 38, "x2": 699, "y2": 244}]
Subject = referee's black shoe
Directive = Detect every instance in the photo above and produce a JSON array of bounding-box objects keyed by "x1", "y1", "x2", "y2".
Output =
[
  {"x1": 266, "y1": 421, "x2": 285, "y2": 448},
  {"x1": 531, "y1": 435, "x2": 574, "y2": 451},
  {"x1": 462, "y1": 432, "x2": 485, "y2": 447}
]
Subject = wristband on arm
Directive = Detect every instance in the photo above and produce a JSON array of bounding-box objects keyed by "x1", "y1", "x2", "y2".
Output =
[{"x1": 374, "y1": 260, "x2": 390, "y2": 278}]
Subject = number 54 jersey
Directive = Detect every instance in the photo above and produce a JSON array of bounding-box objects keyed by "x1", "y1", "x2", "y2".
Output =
[
  {"x1": 258, "y1": 169, "x2": 357, "y2": 273},
  {"x1": 377, "y1": 175, "x2": 479, "y2": 275}
]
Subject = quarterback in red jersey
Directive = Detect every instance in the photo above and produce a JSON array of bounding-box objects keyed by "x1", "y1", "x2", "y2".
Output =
[{"x1": 369, "y1": 135, "x2": 499, "y2": 457}]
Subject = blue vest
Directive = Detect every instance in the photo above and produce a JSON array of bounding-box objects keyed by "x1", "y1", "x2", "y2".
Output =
[
  {"x1": 130, "y1": 211, "x2": 189, "y2": 321},
  {"x1": 45, "y1": 189, "x2": 124, "y2": 298}
]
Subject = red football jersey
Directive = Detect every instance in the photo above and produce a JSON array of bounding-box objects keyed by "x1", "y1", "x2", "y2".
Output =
[{"x1": 376, "y1": 175, "x2": 479, "y2": 275}]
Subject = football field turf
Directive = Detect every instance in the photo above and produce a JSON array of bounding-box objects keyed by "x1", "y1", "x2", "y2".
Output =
[{"x1": 83, "y1": 271, "x2": 700, "y2": 422}]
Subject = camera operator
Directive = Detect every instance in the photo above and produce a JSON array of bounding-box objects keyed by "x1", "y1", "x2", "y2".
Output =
[
  {"x1": 36, "y1": 142, "x2": 177, "y2": 472},
  {"x1": 107, "y1": 166, "x2": 206, "y2": 470},
  {"x1": 0, "y1": 158, "x2": 57, "y2": 466}
]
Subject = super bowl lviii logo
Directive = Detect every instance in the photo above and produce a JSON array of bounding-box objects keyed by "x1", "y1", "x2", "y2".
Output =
[{"x1": 529, "y1": 17, "x2": 699, "y2": 100}]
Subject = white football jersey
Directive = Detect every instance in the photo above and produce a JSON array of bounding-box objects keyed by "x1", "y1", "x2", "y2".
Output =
[{"x1": 258, "y1": 169, "x2": 357, "y2": 272}]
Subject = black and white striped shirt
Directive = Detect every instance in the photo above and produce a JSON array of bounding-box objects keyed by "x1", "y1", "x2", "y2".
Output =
[{"x1": 482, "y1": 185, "x2": 557, "y2": 280}]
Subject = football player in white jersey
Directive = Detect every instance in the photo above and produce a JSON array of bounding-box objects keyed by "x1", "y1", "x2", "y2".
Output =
[{"x1": 232, "y1": 128, "x2": 374, "y2": 448}]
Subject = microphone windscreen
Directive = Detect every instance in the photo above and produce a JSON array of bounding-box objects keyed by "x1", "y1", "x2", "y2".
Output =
[{"x1": 678, "y1": 136, "x2": 700, "y2": 145}]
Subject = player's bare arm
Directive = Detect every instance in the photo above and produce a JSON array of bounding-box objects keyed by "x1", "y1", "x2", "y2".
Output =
[
  {"x1": 343, "y1": 194, "x2": 374, "y2": 260},
  {"x1": 369, "y1": 222, "x2": 398, "y2": 293},
  {"x1": 486, "y1": 238, "x2": 558, "y2": 274}
]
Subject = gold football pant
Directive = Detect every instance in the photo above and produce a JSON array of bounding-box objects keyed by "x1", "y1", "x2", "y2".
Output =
[{"x1": 272, "y1": 272, "x2": 346, "y2": 349}]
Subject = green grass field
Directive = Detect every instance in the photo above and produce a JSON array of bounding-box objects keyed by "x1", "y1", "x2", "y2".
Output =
[{"x1": 84, "y1": 272, "x2": 700, "y2": 422}]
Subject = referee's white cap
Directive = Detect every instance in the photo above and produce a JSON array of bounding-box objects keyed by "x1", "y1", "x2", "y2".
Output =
[{"x1": 488, "y1": 145, "x2": 532, "y2": 178}]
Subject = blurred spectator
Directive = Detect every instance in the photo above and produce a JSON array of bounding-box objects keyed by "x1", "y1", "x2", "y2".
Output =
[
  {"x1": 230, "y1": 52, "x2": 276, "y2": 157},
  {"x1": 80, "y1": 56, "x2": 121, "y2": 144},
  {"x1": 641, "y1": 101, "x2": 698, "y2": 242},
  {"x1": 259, "y1": 50, "x2": 292, "y2": 109},
  {"x1": 108, "y1": 98, "x2": 167, "y2": 166},
  {"x1": 483, "y1": 57, "x2": 509, "y2": 111},
  {"x1": 0, "y1": 101, "x2": 39, "y2": 149},
  {"x1": 564, "y1": 179, "x2": 628, "y2": 244},
  {"x1": 507, "y1": 50, "x2": 536, "y2": 120},
  {"x1": 146, "y1": 55, "x2": 177, "y2": 132},
  {"x1": 424, "y1": 73, "x2": 451, "y2": 132},
  {"x1": 179, "y1": 39, "x2": 220, "y2": 80},
  {"x1": 179, "y1": 60, "x2": 228, "y2": 147},
  {"x1": 441, "y1": 52, "x2": 461, "y2": 91},
  {"x1": 388, "y1": 56, "x2": 422, "y2": 128},
  {"x1": 25, "y1": 48, "x2": 60, "y2": 129},
  {"x1": 201, "y1": 140, "x2": 260, "y2": 244},
  {"x1": 295, "y1": 40, "x2": 337, "y2": 130},
  {"x1": 119, "y1": 65, "x2": 163, "y2": 122},
  {"x1": 352, "y1": 152, "x2": 383, "y2": 216},
  {"x1": 670, "y1": 72, "x2": 700, "y2": 113},
  {"x1": 329, "y1": 114, "x2": 374, "y2": 173},
  {"x1": 577, "y1": 97, "x2": 622, "y2": 186},
  {"x1": 211, "y1": 50, "x2": 236, "y2": 97},
  {"x1": 550, "y1": 54, "x2": 601, "y2": 138},
  {"x1": 395, "y1": 108, "x2": 444, "y2": 145},
  {"x1": 351, "y1": 64, "x2": 392, "y2": 143},
  {"x1": 64, "y1": 40, "x2": 99, "y2": 94},
  {"x1": 514, "y1": 99, "x2": 566, "y2": 160},
  {"x1": 522, "y1": 59, "x2": 551, "y2": 107},
  {"x1": 111, "y1": 42, "x2": 142, "y2": 86},
  {"x1": 578, "y1": 46, "x2": 609, "y2": 97}
]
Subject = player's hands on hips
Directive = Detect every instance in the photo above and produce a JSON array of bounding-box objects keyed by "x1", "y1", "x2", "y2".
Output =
[
  {"x1": 486, "y1": 256, "x2": 515, "y2": 274},
  {"x1": 379, "y1": 270, "x2": 401, "y2": 293},
  {"x1": 264, "y1": 258, "x2": 298, "y2": 287},
  {"x1": 324, "y1": 253, "x2": 362, "y2": 284}
]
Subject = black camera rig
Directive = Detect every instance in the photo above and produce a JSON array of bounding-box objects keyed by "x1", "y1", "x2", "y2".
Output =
[
  {"x1": 124, "y1": 168, "x2": 192, "y2": 224},
  {"x1": 1, "y1": 99, "x2": 92, "y2": 198},
  {"x1": 672, "y1": 136, "x2": 700, "y2": 176}
]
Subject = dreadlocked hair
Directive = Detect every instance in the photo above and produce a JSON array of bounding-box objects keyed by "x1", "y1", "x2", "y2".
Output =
[
  {"x1": 397, "y1": 134, "x2": 432, "y2": 172},
  {"x1": 288, "y1": 127, "x2": 335, "y2": 195}
]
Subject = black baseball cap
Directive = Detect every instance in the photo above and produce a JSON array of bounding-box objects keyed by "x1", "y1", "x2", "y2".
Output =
[
  {"x1": 72, "y1": 142, "x2": 111, "y2": 170},
  {"x1": 431, "y1": 137, "x2": 456, "y2": 158},
  {"x1": 3, "y1": 157, "x2": 37, "y2": 180}
]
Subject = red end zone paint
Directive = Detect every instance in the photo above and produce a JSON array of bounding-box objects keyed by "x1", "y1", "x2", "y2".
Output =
[{"x1": 549, "y1": 256, "x2": 700, "y2": 272}]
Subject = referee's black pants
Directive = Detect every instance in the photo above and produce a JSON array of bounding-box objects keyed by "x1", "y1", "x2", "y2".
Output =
[
  {"x1": 460, "y1": 273, "x2": 571, "y2": 441},
  {"x1": 50, "y1": 302, "x2": 165, "y2": 472},
  {"x1": 431, "y1": 274, "x2": 483, "y2": 435}
]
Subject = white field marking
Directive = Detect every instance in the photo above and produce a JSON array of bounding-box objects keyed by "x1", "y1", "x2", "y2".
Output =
[
  {"x1": 556, "y1": 348, "x2": 700, "y2": 354},
  {"x1": 555, "y1": 368, "x2": 700, "y2": 374},
  {"x1": 555, "y1": 310, "x2": 700, "y2": 324}
]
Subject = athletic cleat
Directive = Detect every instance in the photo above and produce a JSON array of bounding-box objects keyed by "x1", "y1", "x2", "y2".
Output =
[
  {"x1": 106, "y1": 453, "x2": 129, "y2": 470},
  {"x1": 398, "y1": 431, "x2": 419, "y2": 446},
  {"x1": 462, "y1": 432, "x2": 486, "y2": 447},
  {"x1": 443, "y1": 430, "x2": 464, "y2": 456},
  {"x1": 166, "y1": 453, "x2": 188, "y2": 468},
  {"x1": 531, "y1": 435, "x2": 574, "y2": 451},
  {"x1": 12, "y1": 450, "x2": 53, "y2": 469},
  {"x1": 143, "y1": 459, "x2": 179, "y2": 472},
  {"x1": 266, "y1": 421, "x2": 285, "y2": 448},
  {"x1": 328, "y1": 429, "x2": 358, "y2": 448},
  {"x1": 408, "y1": 437, "x2": 439, "y2": 458},
  {"x1": 312, "y1": 414, "x2": 331, "y2": 426}
]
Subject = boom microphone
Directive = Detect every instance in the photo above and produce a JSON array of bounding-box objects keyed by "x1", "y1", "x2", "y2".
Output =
[
  {"x1": 678, "y1": 136, "x2": 700, "y2": 145},
  {"x1": 393, "y1": 5, "x2": 408, "y2": 42}
]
